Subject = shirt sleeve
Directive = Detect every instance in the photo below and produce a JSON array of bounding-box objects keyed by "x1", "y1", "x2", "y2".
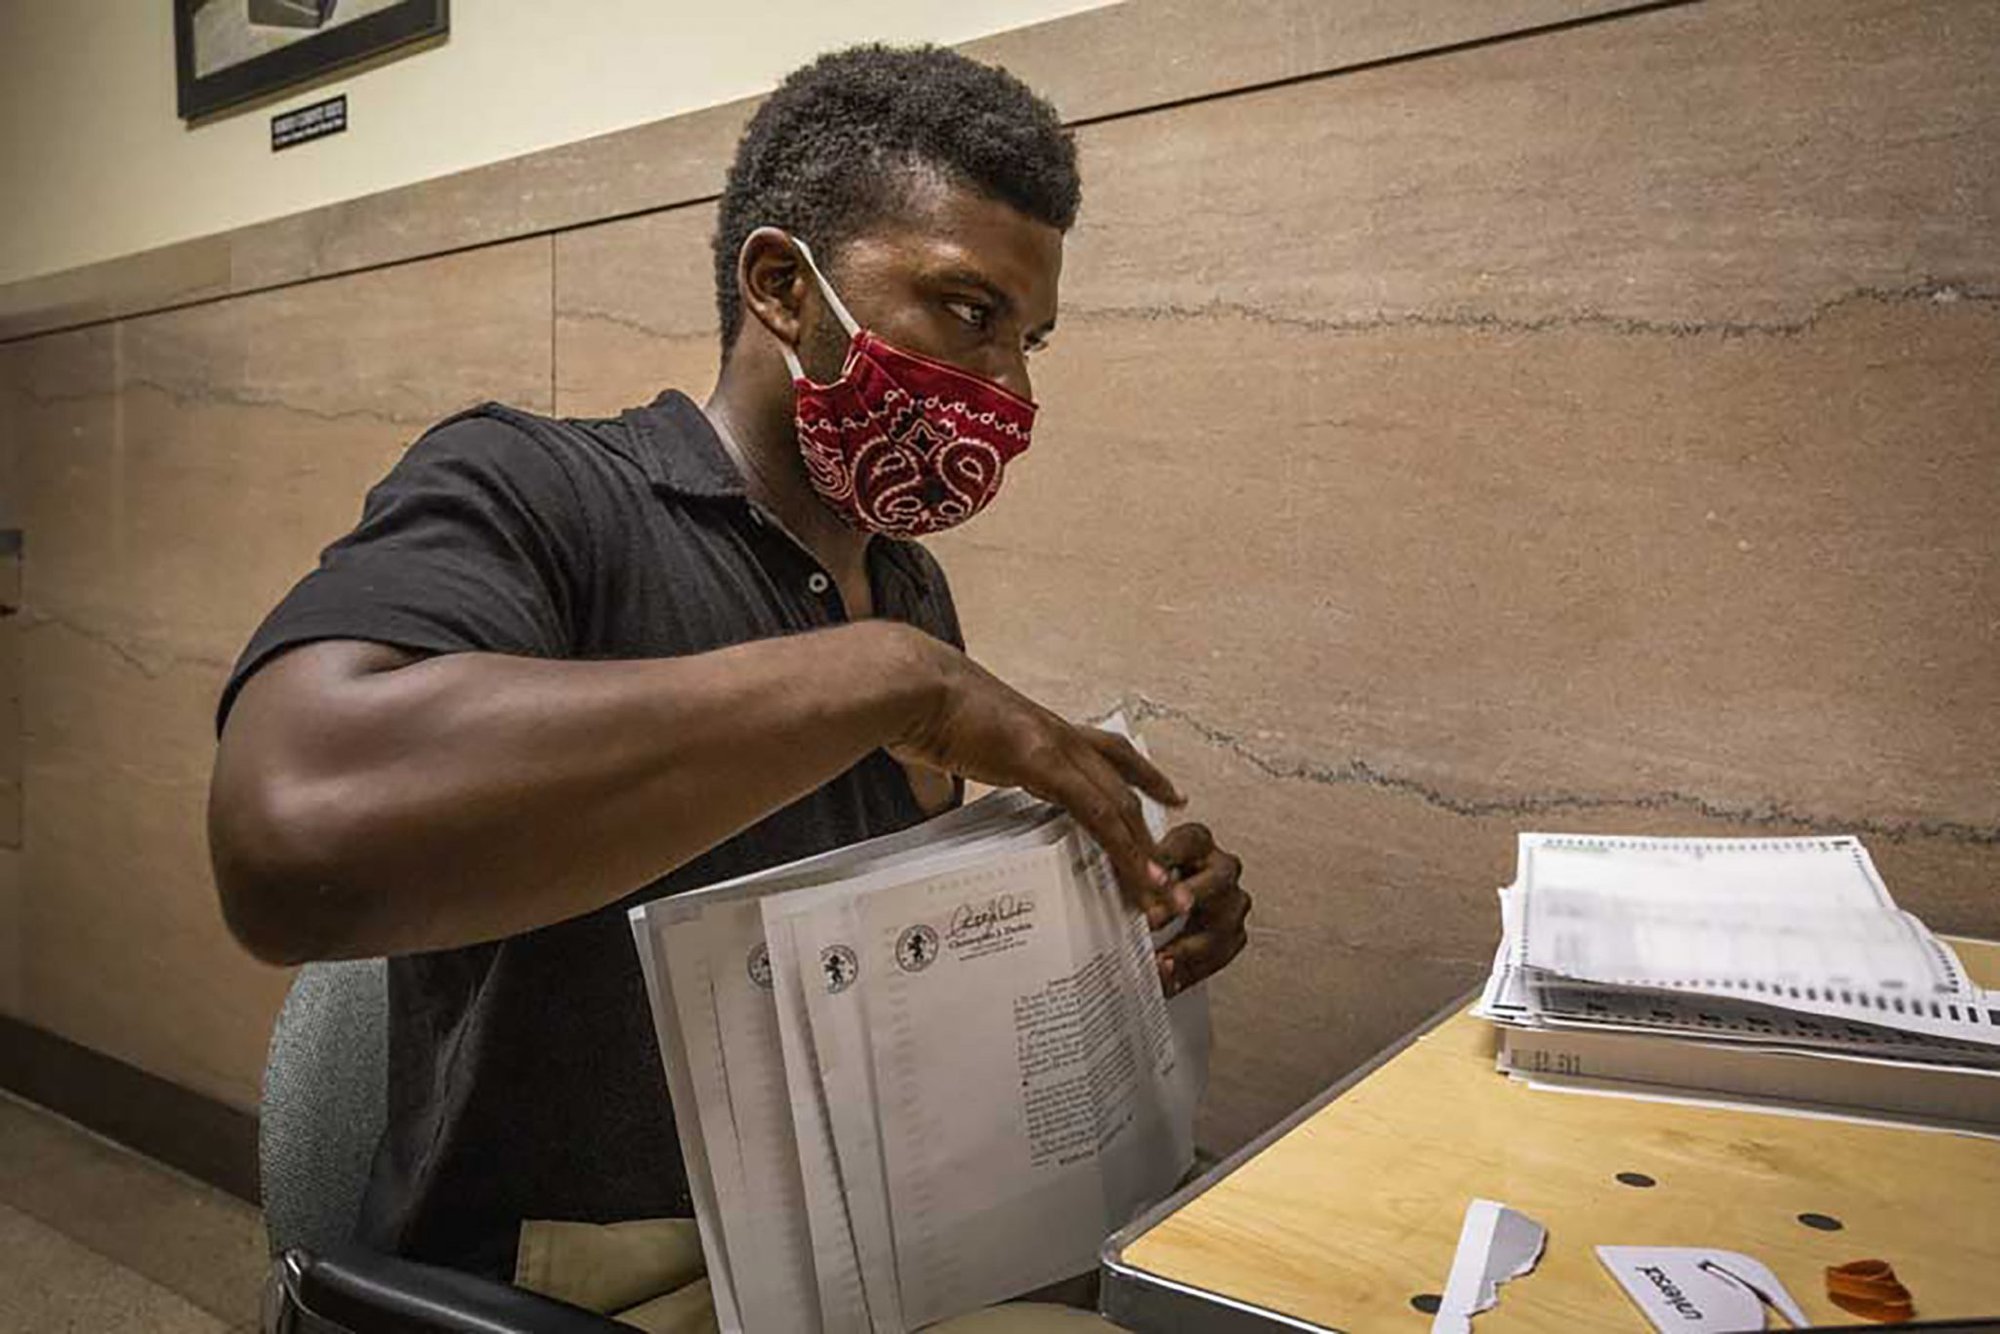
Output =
[{"x1": 217, "y1": 410, "x2": 589, "y2": 732}]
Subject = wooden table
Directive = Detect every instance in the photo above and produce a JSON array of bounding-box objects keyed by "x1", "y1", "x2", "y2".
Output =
[{"x1": 1101, "y1": 939, "x2": 2000, "y2": 1331}]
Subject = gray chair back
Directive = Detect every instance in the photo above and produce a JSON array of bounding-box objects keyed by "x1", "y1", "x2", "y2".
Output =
[{"x1": 260, "y1": 958, "x2": 390, "y2": 1258}]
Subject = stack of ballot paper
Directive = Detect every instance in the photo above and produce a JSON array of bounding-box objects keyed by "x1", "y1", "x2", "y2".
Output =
[
  {"x1": 1474, "y1": 833, "x2": 2000, "y2": 1132},
  {"x1": 628, "y1": 746, "x2": 1209, "y2": 1332}
]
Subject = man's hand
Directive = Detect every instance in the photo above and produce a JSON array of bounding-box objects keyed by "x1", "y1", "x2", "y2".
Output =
[
  {"x1": 888, "y1": 631, "x2": 1185, "y2": 921},
  {"x1": 1153, "y1": 822, "x2": 1251, "y2": 997}
]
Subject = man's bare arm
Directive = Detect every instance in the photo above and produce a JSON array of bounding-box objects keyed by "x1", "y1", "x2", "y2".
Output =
[{"x1": 208, "y1": 622, "x2": 1180, "y2": 965}]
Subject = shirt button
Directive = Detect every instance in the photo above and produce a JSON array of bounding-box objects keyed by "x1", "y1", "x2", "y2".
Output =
[{"x1": 807, "y1": 572, "x2": 831, "y2": 596}]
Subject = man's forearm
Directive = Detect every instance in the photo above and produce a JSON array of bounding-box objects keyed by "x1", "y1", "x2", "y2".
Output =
[{"x1": 210, "y1": 620, "x2": 937, "y2": 963}]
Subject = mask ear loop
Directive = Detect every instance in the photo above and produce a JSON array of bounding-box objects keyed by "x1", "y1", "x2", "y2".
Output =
[{"x1": 779, "y1": 236, "x2": 860, "y2": 381}]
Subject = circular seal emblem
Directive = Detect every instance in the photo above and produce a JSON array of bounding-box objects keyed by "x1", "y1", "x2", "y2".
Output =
[
  {"x1": 746, "y1": 940, "x2": 773, "y2": 990},
  {"x1": 819, "y1": 944, "x2": 860, "y2": 995},
  {"x1": 895, "y1": 923, "x2": 940, "y2": 974}
]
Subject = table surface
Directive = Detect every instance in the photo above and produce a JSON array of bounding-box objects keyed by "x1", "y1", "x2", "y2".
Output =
[{"x1": 1105, "y1": 937, "x2": 2000, "y2": 1331}]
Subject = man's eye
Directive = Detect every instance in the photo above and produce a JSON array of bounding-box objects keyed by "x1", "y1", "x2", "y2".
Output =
[{"x1": 944, "y1": 299, "x2": 990, "y2": 330}]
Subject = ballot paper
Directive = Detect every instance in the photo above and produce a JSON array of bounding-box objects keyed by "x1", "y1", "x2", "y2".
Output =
[
  {"x1": 801, "y1": 825, "x2": 1196, "y2": 1326},
  {"x1": 1518, "y1": 835, "x2": 1996, "y2": 1044},
  {"x1": 628, "y1": 734, "x2": 1207, "y2": 1332},
  {"x1": 1474, "y1": 833, "x2": 2000, "y2": 1128},
  {"x1": 766, "y1": 800, "x2": 1072, "y2": 1331}
]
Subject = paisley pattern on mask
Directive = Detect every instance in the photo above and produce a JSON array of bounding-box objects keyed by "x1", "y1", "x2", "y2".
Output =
[{"x1": 793, "y1": 331, "x2": 1035, "y2": 538}]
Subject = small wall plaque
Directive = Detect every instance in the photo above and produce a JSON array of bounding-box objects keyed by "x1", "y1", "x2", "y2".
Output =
[{"x1": 271, "y1": 94, "x2": 347, "y2": 151}]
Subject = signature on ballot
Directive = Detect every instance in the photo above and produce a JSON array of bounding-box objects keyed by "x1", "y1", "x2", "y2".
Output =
[{"x1": 947, "y1": 893, "x2": 1037, "y2": 947}]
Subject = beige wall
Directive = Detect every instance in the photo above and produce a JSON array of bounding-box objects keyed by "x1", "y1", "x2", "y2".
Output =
[
  {"x1": 0, "y1": 0, "x2": 1996, "y2": 1162},
  {"x1": 0, "y1": 0, "x2": 1110, "y2": 287},
  {"x1": 559, "y1": 0, "x2": 2000, "y2": 1149},
  {"x1": 0, "y1": 404, "x2": 15, "y2": 1016},
  {"x1": 0, "y1": 332, "x2": 18, "y2": 1016}
]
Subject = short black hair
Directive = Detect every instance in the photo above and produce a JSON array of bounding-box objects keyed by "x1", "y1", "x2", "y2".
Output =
[{"x1": 713, "y1": 44, "x2": 1081, "y2": 353}]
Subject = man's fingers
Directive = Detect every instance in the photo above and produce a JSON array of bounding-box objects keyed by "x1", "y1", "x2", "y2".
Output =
[
  {"x1": 1158, "y1": 883, "x2": 1251, "y2": 991},
  {"x1": 1075, "y1": 731, "x2": 1183, "y2": 919},
  {"x1": 1156, "y1": 822, "x2": 1216, "y2": 872},
  {"x1": 1082, "y1": 729, "x2": 1184, "y2": 809},
  {"x1": 1014, "y1": 723, "x2": 1188, "y2": 921},
  {"x1": 1182, "y1": 873, "x2": 1251, "y2": 942},
  {"x1": 1159, "y1": 837, "x2": 1234, "y2": 916},
  {"x1": 1074, "y1": 744, "x2": 1173, "y2": 916},
  {"x1": 1158, "y1": 919, "x2": 1249, "y2": 993},
  {"x1": 1030, "y1": 743, "x2": 1169, "y2": 918}
]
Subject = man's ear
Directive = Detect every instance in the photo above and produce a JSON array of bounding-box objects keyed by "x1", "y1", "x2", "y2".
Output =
[{"x1": 738, "y1": 228, "x2": 808, "y2": 350}]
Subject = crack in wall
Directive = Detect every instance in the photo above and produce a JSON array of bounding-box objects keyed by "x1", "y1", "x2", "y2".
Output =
[
  {"x1": 1066, "y1": 279, "x2": 2000, "y2": 342},
  {"x1": 441, "y1": 277, "x2": 2000, "y2": 354},
  {"x1": 1121, "y1": 695, "x2": 2000, "y2": 847},
  {"x1": 555, "y1": 303, "x2": 712, "y2": 344},
  {"x1": 18, "y1": 610, "x2": 231, "y2": 681}
]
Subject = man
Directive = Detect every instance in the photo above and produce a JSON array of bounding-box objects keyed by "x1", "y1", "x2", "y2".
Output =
[{"x1": 210, "y1": 44, "x2": 1250, "y2": 1325}]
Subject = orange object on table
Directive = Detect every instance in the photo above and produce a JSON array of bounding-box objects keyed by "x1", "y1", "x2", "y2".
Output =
[{"x1": 1827, "y1": 1259, "x2": 1915, "y2": 1323}]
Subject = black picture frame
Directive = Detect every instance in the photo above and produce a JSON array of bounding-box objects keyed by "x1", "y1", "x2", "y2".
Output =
[{"x1": 174, "y1": 0, "x2": 449, "y2": 122}]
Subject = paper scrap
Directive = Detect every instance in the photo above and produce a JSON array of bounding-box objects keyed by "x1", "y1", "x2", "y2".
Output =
[
  {"x1": 1598, "y1": 1246, "x2": 1809, "y2": 1331},
  {"x1": 1432, "y1": 1199, "x2": 1548, "y2": 1334}
]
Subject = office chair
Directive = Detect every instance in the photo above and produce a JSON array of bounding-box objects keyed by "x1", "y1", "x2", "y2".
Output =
[{"x1": 259, "y1": 959, "x2": 629, "y2": 1333}]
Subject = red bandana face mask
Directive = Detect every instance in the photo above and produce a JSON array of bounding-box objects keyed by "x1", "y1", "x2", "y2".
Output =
[{"x1": 780, "y1": 237, "x2": 1037, "y2": 538}]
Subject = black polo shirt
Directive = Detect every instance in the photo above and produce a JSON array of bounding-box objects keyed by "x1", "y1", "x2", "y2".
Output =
[{"x1": 219, "y1": 390, "x2": 963, "y2": 1278}]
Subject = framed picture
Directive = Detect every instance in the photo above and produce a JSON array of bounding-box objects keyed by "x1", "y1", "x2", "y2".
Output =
[{"x1": 174, "y1": 0, "x2": 449, "y2": 121}]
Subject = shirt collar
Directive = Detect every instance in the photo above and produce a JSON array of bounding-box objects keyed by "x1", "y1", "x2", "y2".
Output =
[
  {"x1": 618, "y1": 388, "x2": 937, "y2": 594},
  {"x1": 621, "y1": 389, "x2": 747, "y2": 500}
]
